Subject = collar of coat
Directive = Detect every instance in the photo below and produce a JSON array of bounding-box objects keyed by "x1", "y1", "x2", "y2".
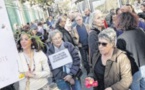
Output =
[
  {"x1": 93, "y1": 48, "x2": 126, "y2": 62},
  {"x1": 91, "y1": 28, "x2": 100, "y2": 34},
  {"x1": 110, "y1": 48, "x2": 126, "y2": 62},
  {"x1": 92, "y1": 48, "x2": 126, "y2": 68}
]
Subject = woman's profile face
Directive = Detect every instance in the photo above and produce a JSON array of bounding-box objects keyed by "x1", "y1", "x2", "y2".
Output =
[
  {"x1": 94, "y1": 12, "x2": 104, "y2": 28},
  {"x1": 20, "y1": 34, "x2": 32, "y2": 51},
  {"x1": 98, "y1": 38, "x2": 114, "y2": 55},
  {"x1": 51, "y1": 33, "x2": 63, "y2": 48}
]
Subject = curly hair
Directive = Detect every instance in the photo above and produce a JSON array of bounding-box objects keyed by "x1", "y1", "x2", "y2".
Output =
[
  {"x1": 115, "y1": 12, "x2": 139, "y2": 30},
  {"x1": 16, "y1": 30, "x2": 44, "y2": 52}
]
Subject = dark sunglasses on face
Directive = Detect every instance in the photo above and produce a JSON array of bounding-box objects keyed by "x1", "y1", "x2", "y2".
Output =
[{"x1": 98, "y1": 42, "x2": 108, "y2": 47}]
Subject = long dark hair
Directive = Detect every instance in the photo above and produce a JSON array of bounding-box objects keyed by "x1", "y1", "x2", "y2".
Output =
[
  {"x1": 116, "y1": 8, "x2": 120, "y2": 15},
  {"x1": 126, "y1": 4, "x2": 136, "y2": 13},
  {"x1": 16, "y1": 31, "x2": 44, "y2": 52},
  {"x1": 115, "y1": 12, "x2": 139, "y2": 30}
]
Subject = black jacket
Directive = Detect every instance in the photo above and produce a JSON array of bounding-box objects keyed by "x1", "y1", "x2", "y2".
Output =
[
  {"x1": 1, "y1": 84, "x2": 15, "y2": 90},
  {"x1": 88, "y1": 28, "x2": 100, "y2": 64},
  {"x1": 56, "y1": 25, "x2": 75, "y2": 45},
  {"x1": 138, "y1": 12, "x2": 145, "y2": 20}
]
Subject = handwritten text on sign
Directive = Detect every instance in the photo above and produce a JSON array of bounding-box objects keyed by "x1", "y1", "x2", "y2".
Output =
[
  {"x1": 0, "y1": 0, "x2": 19, "y2": 88},
  {"x1": 49, "y1": 49, "x2": 73, "y2": 69},
  {"x1": 0, "y1": 56, "x2": 8, "y2": 63}
]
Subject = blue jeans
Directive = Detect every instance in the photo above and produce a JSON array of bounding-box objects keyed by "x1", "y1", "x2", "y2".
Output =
[
  {"x1": 131, "y1": 65, "x2": 145, "y2": 90},
  {"x1": 56, "y1": 79, "x2": 81, "y2": 90}
]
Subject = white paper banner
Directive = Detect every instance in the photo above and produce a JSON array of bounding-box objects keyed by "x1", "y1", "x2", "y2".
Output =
[
  {"x1": 49, "y1": 49, "x2": 73, "y2": 69},
  {"x1": 0, "y1": 0, "x2": 19, "y2": 88}
]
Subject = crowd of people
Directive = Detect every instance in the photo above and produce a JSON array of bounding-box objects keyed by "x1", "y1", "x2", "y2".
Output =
[{"x1": 1, "y1": 3, "x2": 145, "y2": 90}]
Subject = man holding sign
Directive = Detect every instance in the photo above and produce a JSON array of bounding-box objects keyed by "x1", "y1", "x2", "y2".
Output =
[{"x1": 47, "y1": 30, "x2": 82, "y2": 90}]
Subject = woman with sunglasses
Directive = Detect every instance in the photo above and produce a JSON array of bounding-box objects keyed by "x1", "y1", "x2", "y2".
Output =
[
  {"x1": 86, "y1": 28, "x2": 132, "y2": 90},
  {"x1": 16, "y1": 31, "x2": 51, "y2": 90}
]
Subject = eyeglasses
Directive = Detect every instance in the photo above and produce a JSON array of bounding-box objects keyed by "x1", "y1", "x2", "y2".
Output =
[{"x1": 98, "y1": 42, "x2": 108, "y2": 47}]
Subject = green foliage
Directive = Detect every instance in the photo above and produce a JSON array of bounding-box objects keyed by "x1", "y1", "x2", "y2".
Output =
[{"x1": 20, "y1": 0, "x2": 54, "y2": 6}]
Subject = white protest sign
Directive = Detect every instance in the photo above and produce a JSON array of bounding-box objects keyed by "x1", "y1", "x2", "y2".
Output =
[
  {"x1": 49, "y1": 49, "x2": 73, "y2": 69},
  {"x1": 0, "y1": 0, "x2": 19, "y2": 89}
]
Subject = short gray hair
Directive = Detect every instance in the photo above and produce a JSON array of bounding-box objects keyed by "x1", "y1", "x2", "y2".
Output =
[
  {"x1": 49, "y1": 30, "x2": 63, "y2": 41},
  {"x1": 98, "y1": 28, "x2": 117, "y2": 45}
]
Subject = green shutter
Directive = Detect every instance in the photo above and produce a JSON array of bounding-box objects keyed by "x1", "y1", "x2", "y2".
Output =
[
  {"x1": 5, "y1": 0, "x2": 21, "y2": 31},
  {"x1": 23, "y1": 5, "x2": 31, "y2": 23}
]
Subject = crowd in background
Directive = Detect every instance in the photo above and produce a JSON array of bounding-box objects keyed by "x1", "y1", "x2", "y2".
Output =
[{"x1": 1, "y1": 2, "x2": 145, "y2": 90}]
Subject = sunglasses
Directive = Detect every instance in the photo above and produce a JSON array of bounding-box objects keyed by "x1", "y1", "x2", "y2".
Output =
[{"x1": 98, "y1": 42, "x2": 108, "y2": 47}]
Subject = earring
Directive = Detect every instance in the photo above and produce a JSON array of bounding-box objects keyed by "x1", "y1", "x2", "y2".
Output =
[{"x1": 32, "y1": 45, "x2": 35, "y2": 49}]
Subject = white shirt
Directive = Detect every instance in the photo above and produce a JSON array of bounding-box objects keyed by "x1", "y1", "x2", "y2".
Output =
[
  {"x1": 18, "y1": 50, "x2": 51, "y2": 90},
  {"x1": 37, "y1": 26, "x2": 44, "y2": 35}
]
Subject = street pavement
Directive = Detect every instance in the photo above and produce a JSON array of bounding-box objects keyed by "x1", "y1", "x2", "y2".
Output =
[
  {"x1": 49, "y1": 66, "x2": 93, "y2": 90},
  {"x1": 80, "y1": 67, "x2": 93, "y2": 90},
  {"x1": 14, "y1": 67, "x2": 93, "y2": 90}
]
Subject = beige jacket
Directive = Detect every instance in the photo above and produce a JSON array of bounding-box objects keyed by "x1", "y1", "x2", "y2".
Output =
[{"x1": 88, "y1": 48, "x2": 132, "y2": 90}]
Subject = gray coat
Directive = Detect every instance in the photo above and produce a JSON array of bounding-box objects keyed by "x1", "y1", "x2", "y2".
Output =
[
  {"x1": 117, "y1": 29, "x2": 145, "y2": 67},
  {"x1": 88, "y1": 28, "x2": 100, "y2": 64}
]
